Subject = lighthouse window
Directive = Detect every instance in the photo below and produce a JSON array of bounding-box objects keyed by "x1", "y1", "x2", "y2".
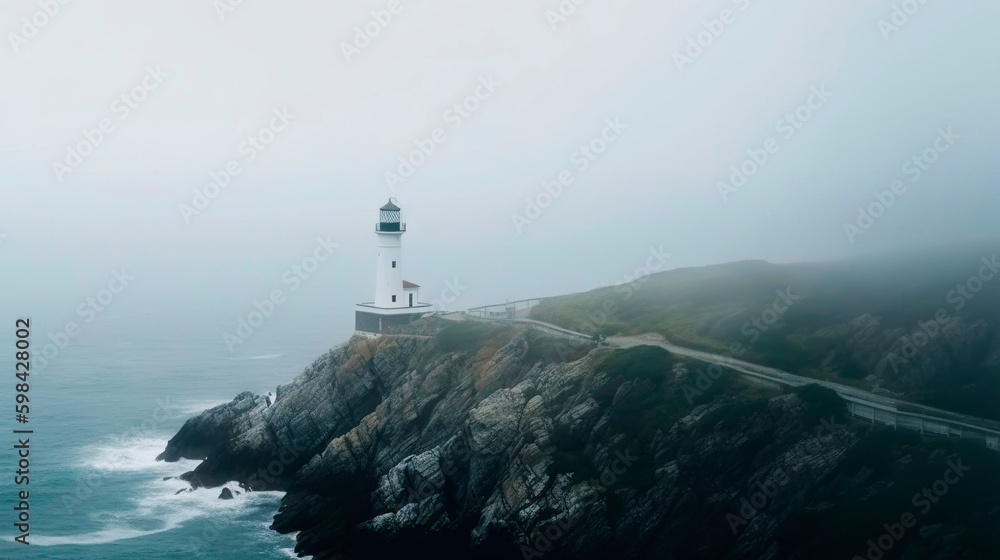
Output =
[
  {"x1": 392, "y1": 261, "x2": 396, "y2": 268},
  {"x1": 392, "y1": 295, "x2": 397, "y2": 302}
]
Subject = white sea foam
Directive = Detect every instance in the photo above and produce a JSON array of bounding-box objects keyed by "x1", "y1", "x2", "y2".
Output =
[
  {"x1": 175, "y1": 399, "x2": 232, "y2": 415},
  {"x1": 32, "y1": 525, "x2": 176, "y2": 546},
  {"x1": 230, "y1": 353, "x2": 283, "y2": 361},
  {"x1": 280, "y1": 547, "x2": 312, "y2": 559},
  {"x1": 34, "y1": 467, "x2": 285, "y2": 547},
  {"x1": 277, "y1": 532, "x2": 312, "y2": 559},
  {"x1": 77, "y1": 435, "x2": 197, "y2": 474},
  {"x1": 33, "y1": 405, "x2": 287, "y2": 551}
]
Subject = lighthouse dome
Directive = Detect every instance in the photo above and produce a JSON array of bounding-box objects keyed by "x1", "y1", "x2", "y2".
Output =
[{"x1": 378, "y1": 200, "x2": 403, "y2": 232}]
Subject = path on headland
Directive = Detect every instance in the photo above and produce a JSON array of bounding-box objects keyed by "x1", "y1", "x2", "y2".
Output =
[{"x1": 444, "y1": 311, "x2": 1000, "y2": 451}]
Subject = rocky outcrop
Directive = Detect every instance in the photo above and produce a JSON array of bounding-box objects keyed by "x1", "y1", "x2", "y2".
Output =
[{"x1": 160, "y1": 320, "x2": 1000, "y2": 559}]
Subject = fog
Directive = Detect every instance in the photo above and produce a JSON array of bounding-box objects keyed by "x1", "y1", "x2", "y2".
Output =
[{"x1": 2, "y1": 0, "x2": 998, "y2": 340}]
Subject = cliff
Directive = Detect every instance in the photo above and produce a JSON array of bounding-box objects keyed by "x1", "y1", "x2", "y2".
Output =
[{"x1": 159, "y1": 320, "x2": 1000, "y2": 559}]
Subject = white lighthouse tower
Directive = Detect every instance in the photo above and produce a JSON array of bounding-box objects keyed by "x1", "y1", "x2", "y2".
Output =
[{"x1": 355, "y1": 200, "x2": 432, "y2": 334}]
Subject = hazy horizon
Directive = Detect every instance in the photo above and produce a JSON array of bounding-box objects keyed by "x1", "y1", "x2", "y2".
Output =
[
  {"x1": 3, "y1": 0, "x2": 999, "y2": 325},
  {"x1": 3, "y1": 3, "x2": 1000, "y2": 558}
]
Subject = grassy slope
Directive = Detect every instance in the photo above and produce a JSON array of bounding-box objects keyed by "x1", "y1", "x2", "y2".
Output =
[{"x1": 530, "y1": 243, "x2": 1000, "y2": 419}]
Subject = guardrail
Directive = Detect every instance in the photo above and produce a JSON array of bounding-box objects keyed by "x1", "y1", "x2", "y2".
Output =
[
  {"x1": 464, "y1": 313, "x2": 593, "y2": 343},
  {"x1": 467, "y1": 310, "x2": 1000, "y2": 452},
  {"x1": 682, "y1": 345, "x2": 1000, "y2": 450},
  {"x1": 466, "y1": 299, "x2": 542, "y2": 319}
]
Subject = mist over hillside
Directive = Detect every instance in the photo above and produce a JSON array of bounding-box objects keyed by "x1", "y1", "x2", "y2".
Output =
[{"x1": 531, "y1": 242, "x2": 1000, "y2": 419}]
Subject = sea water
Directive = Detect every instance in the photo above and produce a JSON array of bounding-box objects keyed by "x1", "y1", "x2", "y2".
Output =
[{"x1": 0, "y1": 306, "x2": 354, "y2": 559}]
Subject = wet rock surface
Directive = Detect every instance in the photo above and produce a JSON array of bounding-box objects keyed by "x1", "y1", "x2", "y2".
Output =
[{"x1": 160, "y1": 322, "x2": 1000, "y2": 559}]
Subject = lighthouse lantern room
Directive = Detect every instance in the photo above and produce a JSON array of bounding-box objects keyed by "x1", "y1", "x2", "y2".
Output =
[{"x1": 355, "y1": 200, "x2": 432, "y2": 334}]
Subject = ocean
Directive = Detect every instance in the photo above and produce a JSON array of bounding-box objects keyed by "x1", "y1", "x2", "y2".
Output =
[{"x1": 0, "y1": 306, "x2": 355, "y2": 559}]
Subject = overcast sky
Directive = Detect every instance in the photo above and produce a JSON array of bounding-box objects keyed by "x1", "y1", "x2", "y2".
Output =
[{"x1": 1, "y1": 0, "x2": 998, "y2": 329}]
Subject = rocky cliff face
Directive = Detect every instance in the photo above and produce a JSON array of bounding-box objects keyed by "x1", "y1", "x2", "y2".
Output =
[{"x1": 159, "y1": 321, "x2": 1000, "y2": 559}]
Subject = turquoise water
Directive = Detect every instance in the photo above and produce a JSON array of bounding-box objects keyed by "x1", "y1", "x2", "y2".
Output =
[{"x1": 0, "y1": 308, "x2": 353, "y2": 559}]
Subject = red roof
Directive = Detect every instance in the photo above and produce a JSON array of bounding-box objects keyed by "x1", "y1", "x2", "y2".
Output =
[{"x1": 403, "y1": 280, "x2": 420, "y2": 288}]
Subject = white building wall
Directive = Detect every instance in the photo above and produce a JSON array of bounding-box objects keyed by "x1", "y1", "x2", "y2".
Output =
[
  {"x1": 375, "y1": 232, "x2": 404, "y2": 308},
  {"x1": 403, "y1": 287, "x2": 419, "y2": 308}
]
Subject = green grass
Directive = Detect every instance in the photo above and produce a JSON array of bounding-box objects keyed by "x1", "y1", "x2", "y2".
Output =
[
  {"x1": 530, "y1": 245, "x2": 1000, "y2": 420},
  {"x1": 521, "y1": 329, "x2": 591, "y2": 364},
  {"x1": 433, "y1": 322, "x2": 516, "y2": 354}
]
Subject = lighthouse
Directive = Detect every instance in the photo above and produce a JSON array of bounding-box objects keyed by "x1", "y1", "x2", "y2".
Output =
[{"x1": 355, "y1": 200, "x2": 433, "y2": 334}]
